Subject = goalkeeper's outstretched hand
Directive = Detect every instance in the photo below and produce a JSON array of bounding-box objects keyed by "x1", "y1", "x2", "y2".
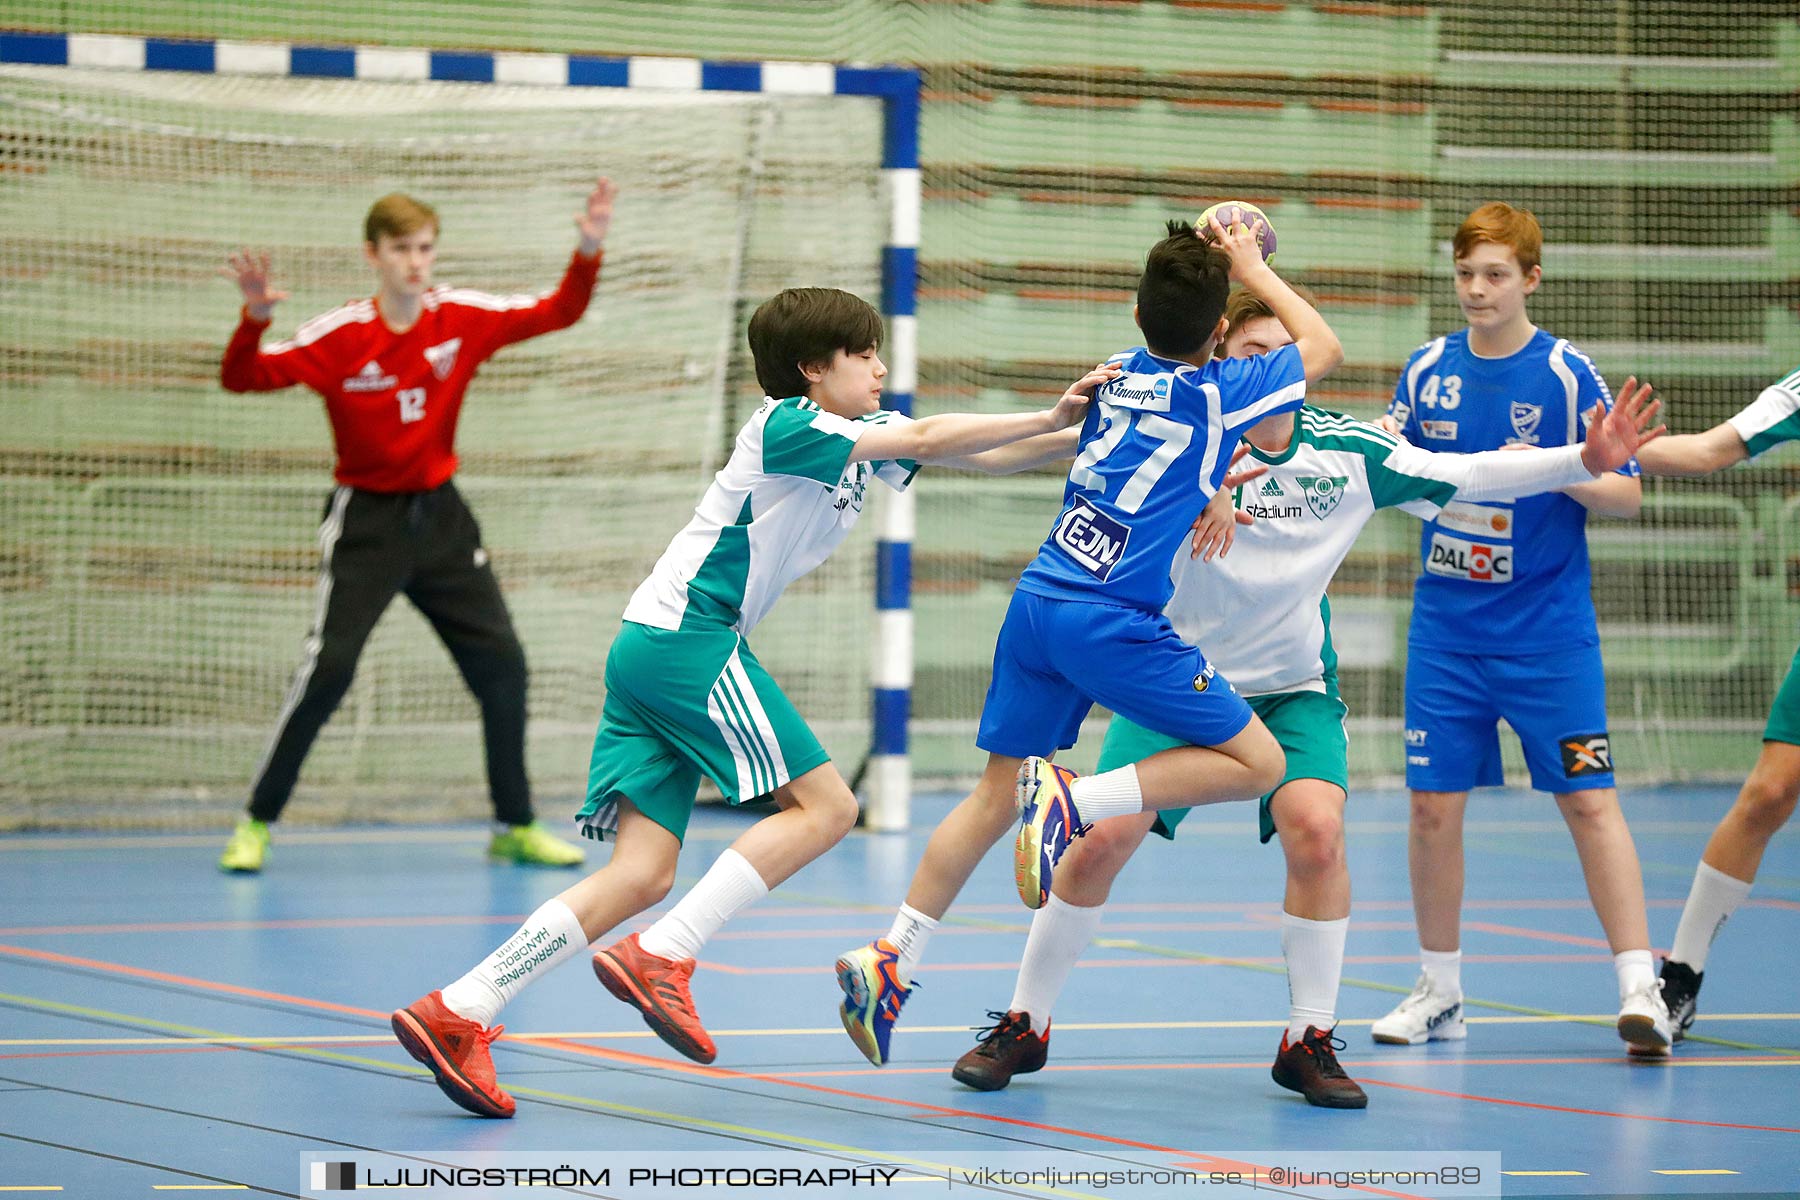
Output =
[
  {"x1": 221, "y1": 250, "x2": 289, "y2": 322},
  {"x1": 577, "y1": 177, "x2": 618, "y2": 255}
]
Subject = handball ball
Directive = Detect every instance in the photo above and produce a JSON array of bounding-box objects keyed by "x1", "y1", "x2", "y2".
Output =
[{"x1": 1197, "y1": 200, "x2": 1276, "y2": 261}]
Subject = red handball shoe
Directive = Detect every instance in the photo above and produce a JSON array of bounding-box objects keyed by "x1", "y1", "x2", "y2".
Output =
[
  {"x1": 593, "y1": 932, "x2": 717, "y2": 1064},
  {"x1": 390, "y1": 991, "x2": 515, "y2": 1118}
]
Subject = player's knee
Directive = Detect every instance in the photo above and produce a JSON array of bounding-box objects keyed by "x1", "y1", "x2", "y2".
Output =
[
  {"x1": 616, "y1": 859, "x2": 676, "y2": 908},
  {"x1": 1279, "y1": 809, "x2": 1344, "y2": 879},
  {"x1": 1408, "y1": 795, "x2": 1456, "y2": 839},
  {"x1": 1074, "y1": 816, "x2": 1144, "y2": 879},
  {"x1": 1735, "y1": 772, "x2": 1800, "y2": 834},
  {"x1": 812, "y1": 786, "x2": 861, "y2": 841},
  {"x1": 1247, "y1": 741, "x2": 1286, "y2": 796},
  {"x1": 1556, "y1": 788, "x2": 1618, "y2": 826}
]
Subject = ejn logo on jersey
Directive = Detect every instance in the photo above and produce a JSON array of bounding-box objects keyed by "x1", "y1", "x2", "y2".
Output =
[
  {"x1": 1425, "y1": 532, "x2": 1512, "y2": 583},
  {"x1": 1053, "y1": 500, "x2": 1131, "y2": 581}
]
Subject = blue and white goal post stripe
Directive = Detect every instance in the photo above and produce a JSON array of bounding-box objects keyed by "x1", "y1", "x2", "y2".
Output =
[{"x1": 0, "y1": 29, "x2": 923, "y2": 831}]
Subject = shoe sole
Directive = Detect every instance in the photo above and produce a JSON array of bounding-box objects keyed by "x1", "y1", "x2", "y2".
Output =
[
  {"x1": 952, "y1": 1042, "x2": 1047, "y2": 1092},
  {"x1": 1013, "y1": 761, "x2": 1047, "y2": 910},
  {"x1": 1371, "y1": 1021, "x2": 1466, "y2": 1046},
  {"x1": 1271, "y1": 1062, "x2": 1370, "y2": 1109},
  {"x1": 390, "y1": 1009, "x2": 513, "y2": 1119},
  {"x1": 1616, "y1": 1014, "x2": 1671, "y2": 1052},
  {"x1": 833, "y1": 953, "x2": 886, "y2": 1066},
  {"x1": 592, "y1": 951, "x2": 717, "y2": 1064}
]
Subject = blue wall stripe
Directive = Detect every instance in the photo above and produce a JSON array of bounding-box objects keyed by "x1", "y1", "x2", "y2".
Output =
[
  {"x1": 430, "y1": 50, "x2": 493, "y2": 83},
  {"x1": 872, "y1": 689, "x2": 910, "y2": 755},
  {"x1": 701, "y1": 60, "x2": 761, "y2": 92},
  {"x1": 1, "y1": 32, "x2": 68, "y2": 65},
  {"x1": 881, "y1": 390, "x2": 913, "y2": 419},
  {"x1": 289, "y1": 45, "x2": 355, "y2": 78},
  {"x1": 881, "y1": 246, "x2": 917, "y2": 319},
  {"x1": 876, "y1": 542, "x2": 911, "y2": 612},
  {"x1": 567, "y1": 55, "x2": 629, "y2": 87},
  {"x1": 146, "y1": 38, "x2": 213, "y2": 73}
]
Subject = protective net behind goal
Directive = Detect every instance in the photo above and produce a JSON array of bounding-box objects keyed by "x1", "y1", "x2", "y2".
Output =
[{"x1": 0, "y1": 66, "x2": 885, "y2": 827}]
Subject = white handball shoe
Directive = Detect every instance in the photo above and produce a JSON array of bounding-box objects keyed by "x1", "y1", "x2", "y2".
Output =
[
  {"x1": 1371, "y1": 974, "x2": 1467, "y2": 1045},
  {"x1": 1617, "y1": 978, "x2": 1674, "y2": 1057}
]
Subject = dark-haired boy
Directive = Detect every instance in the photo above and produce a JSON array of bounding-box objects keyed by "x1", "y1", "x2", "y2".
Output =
[
  {"x1": 391, "y1": 286, "x2": 1116, "y2": 1117},
  {"x1": 835, "y1": 217, "x2": 1344, "y2": 1068}
]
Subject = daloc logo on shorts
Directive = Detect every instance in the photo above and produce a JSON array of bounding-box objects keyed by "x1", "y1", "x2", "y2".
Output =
[{"x1": 1052, "y1": 500, "x2": 1131, "y2": 581}]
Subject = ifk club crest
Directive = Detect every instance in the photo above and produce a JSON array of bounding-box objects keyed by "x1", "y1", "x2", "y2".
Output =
[
  {"x1": 1297, "y1": 475, "x2": 1349, "y2": 520},
  {"x1": 1510, "y1": 401, "x2": 1543, "y2": 444}
]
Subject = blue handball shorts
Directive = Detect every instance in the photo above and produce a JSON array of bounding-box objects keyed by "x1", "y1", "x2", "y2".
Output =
[
  {"x1": 976, "y1": 588, "x2": 1254, "y2": 759},
  {"x1": 1403, "y1": 643, "x2": 1615, "y2": 793}
]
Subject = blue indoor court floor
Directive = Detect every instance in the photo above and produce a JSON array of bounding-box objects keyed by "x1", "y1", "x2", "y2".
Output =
[{"x1": 1, "y1": 784, "x2": 1796, "y2": 1199}]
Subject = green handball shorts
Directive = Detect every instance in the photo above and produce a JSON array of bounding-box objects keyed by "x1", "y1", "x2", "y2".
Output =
[
  {"x1": 576, "y1": 621, "x2": 830, "y2": 844},
  {"x1": 1765, "y1": 642, "x2": 1800, "y2": 747},
  {"x1": 1095, "y1": 685, "x2": 1349, "y2": 844}
]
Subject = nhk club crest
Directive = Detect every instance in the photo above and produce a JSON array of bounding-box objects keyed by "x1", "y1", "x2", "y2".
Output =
[{"x1": 1297, "y1": 475, "x2": 1349, "y2": 520}]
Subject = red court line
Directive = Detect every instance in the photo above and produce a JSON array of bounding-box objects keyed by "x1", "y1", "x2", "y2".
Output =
[
  {"x1": 1462, "y1": 921, "x2": 1614, "y2": 949},
  {"x1": 1361, "y1": 1078, "x2": 1800, "y2": 1134},
  {"x1": 528, "y1": 1037, "x2": 1429, "y2": 1200},
  {"x1": 0, "y1": 942, "x2": 386, "y2": 1019}
]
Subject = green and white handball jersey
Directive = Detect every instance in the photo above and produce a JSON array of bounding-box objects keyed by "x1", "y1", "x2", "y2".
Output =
[
  {"x1": 1727, "y1": 366, "x2": 1800, "y2": 460},
  {"x1": 1162, "y1": 406, "x2": 1593, "y2": 697},
  {"x1": 624, "y1": 396, "x2": 918, "y2": 634}
]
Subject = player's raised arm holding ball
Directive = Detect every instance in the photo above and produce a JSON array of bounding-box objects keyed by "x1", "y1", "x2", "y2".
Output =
[{"x1": 214, "y1": 179, "x2": 617, "y2": 875}]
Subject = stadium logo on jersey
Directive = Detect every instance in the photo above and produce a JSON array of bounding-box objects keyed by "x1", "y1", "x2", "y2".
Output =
[
  {"x1": 343, "y1": 360, "x2": 396, "y2": 392},
  {"x1": 1421, "y1": 420, "x2": 1458, "y2": 440},
  {"x1": 1425, "y1": 532, "x2": 1512, "y2": 583},
  {"x1": 1298, "y1": 475, "x2": 1349, "y2": 520},
  {"x1": 1561, "y1": 733, "x2": 1613, "y2": 777},
  {"x1": 424, "y1": 337, "x2": 462, "y2": 381},
  {"x1": 1052, "y1": 500, "x2": 1131, "y2": 580},
  {"x1": 1510, "y1": 401, "x2": 1543, "y2": 445},
  {"x1": 1259, "y1": 478, "x2": 1286, "y2": 497},
  {"x1": 833, "y1": 464, "x2": 870, "y2": 513}
]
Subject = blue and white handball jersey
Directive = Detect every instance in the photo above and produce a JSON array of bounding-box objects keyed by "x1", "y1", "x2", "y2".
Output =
[
  {"x1": 1387, "y1": 328, "x2": 1636, "y2": 655},
  {"x1": 1017, "y1": 343, "x2": 1306, "y2": 612}
]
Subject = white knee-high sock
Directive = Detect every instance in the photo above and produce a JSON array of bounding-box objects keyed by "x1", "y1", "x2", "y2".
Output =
[
  {"x1": 1069, "y1": 764, "x2": 1143, "y2": 823},
  {"x1": 439, "y1": 897, "x2": 588, "y2": 1027},
  {"x1": 1669, "y1": 860, "x2": 1753, "y2": 971},
  {"x1": 1281, "y1": 912, "x2": 1349, "y2": 1038},
  {"x1": 638, "y1": 849, "x2": 768, "y2": 962},
  {"x1": 1009, "y1": 893, "x2": 1104, "y2": 1031},
  {"x1": 884, "y1": 904, "x2": 939, "y2": 980}
]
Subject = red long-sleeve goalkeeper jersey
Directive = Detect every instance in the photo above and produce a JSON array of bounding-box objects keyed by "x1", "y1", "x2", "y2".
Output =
[{"x1": 221, "y1": 250, "x2": 601, "y2": 492}]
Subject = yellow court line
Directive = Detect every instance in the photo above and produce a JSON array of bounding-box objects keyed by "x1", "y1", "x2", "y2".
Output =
[
  {"x1": 0, "y1": 1189, "x2": 63, "y2": 1193},
  {"x1": 1653, "y1": 1169, "x2": 1740, "y2": 1176}
]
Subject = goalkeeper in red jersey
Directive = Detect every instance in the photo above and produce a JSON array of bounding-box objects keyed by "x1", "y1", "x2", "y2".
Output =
[{"x1": 214, "y1": 178, "x2": 617, "y2": 873}]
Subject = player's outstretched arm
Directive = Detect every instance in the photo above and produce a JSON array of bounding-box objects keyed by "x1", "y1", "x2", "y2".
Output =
[
  {"x1": 220, "y1": 250, "x2": 289, "y2": 323},
  {"x1": 851, "y1": 362, "x2": 1120, "y2": 466},
  {"x1": 575, "y1": 177, "x2": 618, "y2": 257},
  {"x1": 1210, "y1": 215, "x2": 1342, "y2": 384},
  {"x1": 1632, "y1": 424, "x2": 1747, "y2": 478}
]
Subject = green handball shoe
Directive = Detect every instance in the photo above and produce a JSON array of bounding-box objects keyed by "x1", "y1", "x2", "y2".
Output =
[
  {"x1": 488, "y1": 821, "x2": 586, "y2": 867},
  {"x1": 218, "y1": 819, "x2": 270, "y2": 873}
]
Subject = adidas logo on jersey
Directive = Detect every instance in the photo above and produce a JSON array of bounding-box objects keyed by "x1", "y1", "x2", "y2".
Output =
[
  {"x1": 424, "y1": 337, "x2": 462, "y2": 381},
  {"x1": 343, "y1": 360, "x2": 397, "y2": 392},
  {"x1": 1258, "y1": 478, "x2": 1286, "y2": 498}
]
